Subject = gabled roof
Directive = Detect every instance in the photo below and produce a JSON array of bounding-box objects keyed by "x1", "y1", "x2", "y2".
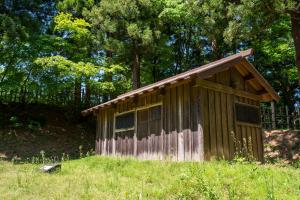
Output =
[{"x1": 82, "y1": 49, "x2": 279, "y2": 116}]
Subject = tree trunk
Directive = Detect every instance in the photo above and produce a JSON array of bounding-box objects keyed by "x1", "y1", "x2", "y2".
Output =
[
  {"x1": 104, "y1": 32, "x2": 116, "y2": 100},
  {"x1": 290, "y1": 12, "x2": 300, "y2": 87},
  {"x1": 74, "y1": 77, "x2": 81, "y2": 106},
  {"x1": 132, "y1": 49, "x2": 140, "y2": 89},
  {"x1": 211, "y1": 35, "x2": 223, "y2": 59},
  {"x1": 152, "y1": 64, "x2": 157, "y2": 83},
  {"x1": 106, "y1": 48, "x2": 115, "y2": 100},
  {"x1": 85, "y1": 76, "x2": 91, "y2": 107}
]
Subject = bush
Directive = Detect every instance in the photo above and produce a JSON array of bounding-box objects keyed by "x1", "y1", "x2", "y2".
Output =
[
  {"x1": 292, "y1": 158, "x2": 300, "y2": 168},
  {"x1": 27, "y1": 120, "x2": 41, "y2": 131},
  {"x1": 175, "y1": 166, "x2": 219, "y2": 199},
  {"x1": 29, "y1": 114, "x2": 46, "y2": 127},
  {"x1": 9, "y1": 116, "x2": 22, "y2": 128}
]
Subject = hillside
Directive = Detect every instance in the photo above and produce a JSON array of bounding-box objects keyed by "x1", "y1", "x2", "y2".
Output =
[
  {"x1": 265, "y1": 130, "x2": 300, "y2": 163},
  {"x1": 0, "y1": 156, "x2": 299, "y2": 199},
  {"x1": 0, "y1": 103, "x2": 95, "y2": 161}
]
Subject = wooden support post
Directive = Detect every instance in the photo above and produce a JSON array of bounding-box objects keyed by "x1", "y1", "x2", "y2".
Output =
[
  {"x1": 160, "y1": 101, "x2": 164, "y2": 160},
  {"x1": 99, "y1": 113, "x2": 102, "y2": 154},
  {"x1": 178, "y1": 87, "x2": 184, "y2": 161},
  {"x1": 198, "y1": 100, "x2": 204, "y2": 161},
  {"x1": 271, "y1": 101, "x2": 276, "y2": 129},
  {"x1": 103, "y1": 110, "x2": 107, "y2": 155},
  {"x1": 134, "y1": 108, "x2": 137, "y2": 157},
  {"x1": 285, "y1": 105, "x2": 290, "y2": 129},
  {"x1": 112, "y1": 112, "x2": 116, "y2": 156},
  {"x1": 96, "y1": 114, "x2": 100, "y2": 154}
]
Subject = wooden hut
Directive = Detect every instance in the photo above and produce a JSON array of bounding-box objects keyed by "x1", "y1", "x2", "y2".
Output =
[{"x1": 82, "y1": 49, "x2": 279, "y2": 161}]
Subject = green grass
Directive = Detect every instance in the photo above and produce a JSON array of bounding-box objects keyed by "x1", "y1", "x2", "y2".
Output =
[{"x1": 0, "y1": 156, "x2": 299, "y2": 200}]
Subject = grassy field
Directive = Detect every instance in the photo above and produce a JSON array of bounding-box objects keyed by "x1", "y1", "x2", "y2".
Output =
[{"x1": 0, "y1": 156, "x2": 299, "y2": 200}]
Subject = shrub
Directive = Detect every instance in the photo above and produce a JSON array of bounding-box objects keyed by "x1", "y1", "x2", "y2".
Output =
[
  {"x1": 175, "y1": 166, "x2": 218, "y2": 200},
  {"x1": 27, "y1": 120, "x2": 41, "y2": 131},
  {"x1": 9, "y1": 116, "x2": 22, "y2": 128}
]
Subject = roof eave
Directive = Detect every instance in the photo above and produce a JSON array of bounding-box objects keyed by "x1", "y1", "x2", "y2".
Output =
[
  {"x1": 82, "y1": 48, "x2": 270, "y2": 116},
  {"x1": 241, "y1": 59, "x2": 280, "y2": 103}
]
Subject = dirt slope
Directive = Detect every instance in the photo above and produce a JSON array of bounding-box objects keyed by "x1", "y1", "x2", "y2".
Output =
[
  {"x1": 264, "y1": 130, "x2": 300, "y2": 163},
  {"x1": 0, "y1": 103, "x2": 95, "y2": 161}
]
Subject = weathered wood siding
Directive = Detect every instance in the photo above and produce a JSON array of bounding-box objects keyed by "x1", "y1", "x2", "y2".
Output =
[
  {"x1": 199, "y1": 66, "x2": 264, "y2": 161},
  {"x1": 95, "y1": 82, "x2": 203, "y2": 161},
  {"x1": 95, "y1": 65, "x2": 264, "y2": 162}
]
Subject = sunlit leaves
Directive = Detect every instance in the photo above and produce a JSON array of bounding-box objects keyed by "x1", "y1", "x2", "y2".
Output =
[
  {"x1": 127, "y1": 23, "x2": 140, "y2": 39},
  {"x1": 158, "y1": 0, "x2": 187, "y2": 23},
  {"x1": 105, "y1": 64, "x2": 126, "y2": 74},
  {"x1": 54, "y1": 12, "x2": 91, "y2": 42},
  {"x1": 34, "y1": 56, "x2": 102, "y2": 77}
]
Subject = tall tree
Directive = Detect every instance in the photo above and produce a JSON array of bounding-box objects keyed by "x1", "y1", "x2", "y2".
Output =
[
  {"x1": 251, "y1": 16, "x2": 298, "y2": 110},
  {"x1": 54, "y1": 12, "x2": 94, "y2": 106},
  {"x1": 0, "y1": 0, "x2": 56, "y2": 101},
  {"x1": 87, "y1": 0, "x2": 164, "y2": 89},
  {"x1": 225, "y1": 0, "x2": 300, "y2": 86}
]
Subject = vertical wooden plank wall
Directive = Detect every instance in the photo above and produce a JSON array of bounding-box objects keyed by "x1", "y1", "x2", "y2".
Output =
[
  {"x1": 199, "y1": 87, "x2": 235, "y2": 160},
  {"x1": 197, "y1": 67, "x2": 264, "y2": 161},
  {"x1": 95, "y1": 82, "x2": 204, "y2": 161},
  {"x1": 95, "y1": 66, "x2": 264, "y2": 162},
  {"x1": 232, "y1": 66, "x2": 264, "y2": 162},
  {"x1": 199, "y1": 88, "x2": 263, "y2": 161},
  {"x1": 234, "y1": 97, "x2": 263, "y2": 161},
  {"x1": 95, "y1": 114, "x2": 101, "y2": 154}
]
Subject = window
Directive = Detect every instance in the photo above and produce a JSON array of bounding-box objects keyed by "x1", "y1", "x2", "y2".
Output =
[
  {"x1": 149, "y1": 106, "x2": 161, "y2": 121},
  {"x1": 115, "y1": 112, "x2": 134, "y2": 130},
  {"x1": 235, "y1": 103, "x2": 260, "y2": 124},
  {"x1": 137, "y1": 109, "x2": 148, "y2": 138},
  {"x1": 137, "y1": 105, "x2": 162, "y2": 136},
  {"x1": 114, "y1": 104, "x2": 162, "y2": 135},
  {"x1": 149, "y1": 106, "x2": 162, "y2": 135}
]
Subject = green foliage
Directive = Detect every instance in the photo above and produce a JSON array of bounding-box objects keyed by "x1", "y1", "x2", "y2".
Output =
[
  {"x1": 54, "y1": 12, "x2": 92, "y2": 45},
  {"x1": 292, "y1": 158, "x2": 300, "y2": 169},
  {"x1": 0, "y1": 0, "x2": 299, "y2": 108},
  {"x1": 9, "y1": 116, "x2": 22, "y2": 128},
  {"x1": 176, "y1": 166, "x2": 219, "y2": 199},
  {"x1": 27, "y1": 120, "x2": 41, "y2": 132},
  {"x1": 35, "y1": 56, "x2": 100, "y2": 77}
]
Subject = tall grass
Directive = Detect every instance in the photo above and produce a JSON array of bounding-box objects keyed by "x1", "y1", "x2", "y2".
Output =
[{"x1": 0, "y1": 156, "x2": 299, "y2": 199}]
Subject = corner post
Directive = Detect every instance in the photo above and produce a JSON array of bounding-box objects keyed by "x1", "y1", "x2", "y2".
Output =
[
  {"x1": 134, "y1": 108, "x2": 137, "y2": 157},
  {"x1": 271, "y1": 101, "x2": 276, "y2": 129}
]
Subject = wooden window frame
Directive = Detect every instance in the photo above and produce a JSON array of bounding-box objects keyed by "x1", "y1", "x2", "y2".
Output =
[
  {"x1": 137, "y1": 104, "x2": 163, "y2": 135},
  {"x1": 113, "y1": 102, "x2": 163, "y2": 134},
  {"x1": 114, "y1": 112, "x2": 135, "y2": 133},
  {"x1": 112, "y1": 102, "x2": 163, "y2": 156},
  {"x1": 234, "y1": 101, "x2": 261, "y2": 127}
]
